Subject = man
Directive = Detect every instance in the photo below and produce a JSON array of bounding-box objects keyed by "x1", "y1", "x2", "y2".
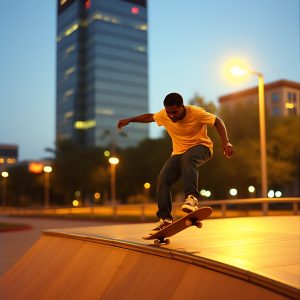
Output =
[{"x1": 117, "y1": 92, "x2": 234, "y2": 235}]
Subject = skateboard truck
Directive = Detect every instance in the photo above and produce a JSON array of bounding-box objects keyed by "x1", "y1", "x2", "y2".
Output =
[
  {"x1": 185, "y1": 219, "x2": 203, "y2": 228},
  {"x1": 154, "y1": 238, "x2": 170, "y2": 245}
]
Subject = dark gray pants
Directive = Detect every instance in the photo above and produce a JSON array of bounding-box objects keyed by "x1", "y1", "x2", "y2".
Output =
[{"x1": 156, "y1": 145, "x2": 211, "y2": 220}]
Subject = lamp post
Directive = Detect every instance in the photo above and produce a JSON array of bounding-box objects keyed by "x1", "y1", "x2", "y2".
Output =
[
  {"x1": 43, "y1": 166, "x2": 52, "y2": 209},
  {"x1": 144, "y1": 182, "x2": 151, "y2": 202},
  {"x1": 142, "y1": 182, "x2": 151, "y2": 221},
  {"x1": 108, "y1": 156, "x2": 119, "y2": 219},
  {"x1": 230, "y1": 66, "x2": 268, "y2": 199},
  {"x1": 1, "y1": 171, "x2": 9, "y2": 207}
]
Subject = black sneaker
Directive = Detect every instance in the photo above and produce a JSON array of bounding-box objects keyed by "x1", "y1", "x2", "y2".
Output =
[{"x1": 148, "y1": 218, "x2": 172, "y2": 235}]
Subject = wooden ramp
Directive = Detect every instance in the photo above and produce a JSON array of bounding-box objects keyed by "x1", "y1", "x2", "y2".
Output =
[{"x1": 1, "y1": 216, "x2": 299, "y2": 300}]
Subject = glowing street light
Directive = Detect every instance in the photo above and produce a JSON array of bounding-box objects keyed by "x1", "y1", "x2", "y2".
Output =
[
  {"x1": 268, "y1": 190, "x2": 275, "y2": 198},
  {"x1": 72, "y1": 200, "x2": 79, "y2": 207},
  {"x1": 1, "y1": 171, "x2": 9, "y2": 207},
  {"x1": 248, "y1": 185, "x2": 256, "y2": 193},
  {"x1": 229, "y1": 65, "x2": 268, "y2": 199},
  {"x1": 43, "y1": 165, "x2": 52, "y2": 208},
  {"x1": 109, "y1": 157, "x2": 119, "y2": 219},
  {"x1": 230, "y1": 65, "x2": 248, "y2": 77},
  {"x1": 229, "y1": 188, "x2": 238, "y2": 197}
]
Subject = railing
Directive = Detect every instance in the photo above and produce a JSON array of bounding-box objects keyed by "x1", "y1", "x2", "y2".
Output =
[
  {"x1": 201, "y1": 197, "x2": 300, "y2": 217},
  {"x1": 0, "y1": 197, "x2": 299, "y2": 221}
]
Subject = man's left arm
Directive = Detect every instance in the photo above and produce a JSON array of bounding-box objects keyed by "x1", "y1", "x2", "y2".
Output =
[{"x1": 214, "y1": 117, "x2": 235, "y2": 158}]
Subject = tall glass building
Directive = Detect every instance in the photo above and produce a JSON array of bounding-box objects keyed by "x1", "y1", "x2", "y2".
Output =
[{"x1": 56, "y1": 0, "x2": 148, "y2": 150}]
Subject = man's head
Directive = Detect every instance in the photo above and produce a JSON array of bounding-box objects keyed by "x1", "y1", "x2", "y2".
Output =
[
  {"x1": 163, "y1": 92, "x2": 183, "y2": 107},
  {"x1": 163, "y1": 93, "x2": 185, "y2": 122}
]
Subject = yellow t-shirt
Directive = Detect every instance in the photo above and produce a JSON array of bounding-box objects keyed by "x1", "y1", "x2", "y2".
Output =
[{"x1": 153, "y1": 105, "x2": 216, "y2": 155}]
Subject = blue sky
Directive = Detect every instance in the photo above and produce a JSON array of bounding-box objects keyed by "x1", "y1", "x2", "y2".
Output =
[{"x1": 0, "y1": 0, "x2": 299, "y2": 160}]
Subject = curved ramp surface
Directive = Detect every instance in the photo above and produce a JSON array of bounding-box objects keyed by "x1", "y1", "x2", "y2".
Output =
[{"x1": 1, "y1": 216, "x2": 299, "y2": 300}]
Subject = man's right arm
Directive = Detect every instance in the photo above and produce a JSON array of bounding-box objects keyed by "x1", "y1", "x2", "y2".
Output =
[{"x1": 117, "y1": 113, "x2": 154, "y2": 129}]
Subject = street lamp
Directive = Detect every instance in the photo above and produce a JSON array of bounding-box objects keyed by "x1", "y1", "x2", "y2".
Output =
[
  {"x1": 142, "y1": 182, "x2": 151, "y2": 221},
  {"x1": 1, "y1": 171, "x2": 9, "y2": 207},
  {"x1": 43, "y1": 165, "x2": 52, "y2": 209},
  {"x1": 229, "y1": 188, "x2": 238, "y2": 197},
  {"x1": 144, "y1": 182, "x2": 151, "y2": 201},
  {"x1": 109, "y1": 156, "x2": 119, "y2": 219},
  {"x1": 230, "y1": 65, "x2": 268, "y2": 199}
]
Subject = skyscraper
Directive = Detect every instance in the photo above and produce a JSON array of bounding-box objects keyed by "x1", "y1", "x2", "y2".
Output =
[{"x1": 56, "y1": 0, "x2": 148, "y2": 150}]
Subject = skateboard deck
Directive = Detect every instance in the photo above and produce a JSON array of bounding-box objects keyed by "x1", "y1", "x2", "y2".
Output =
[{"x1": 143, "y1": 206, "x2": 213, "y2": 245}]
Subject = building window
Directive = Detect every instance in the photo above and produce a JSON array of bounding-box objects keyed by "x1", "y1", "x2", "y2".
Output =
[
  {"x1": 271, "y1": 92, "x2": 279, "y2": 103},
  {"x1": 272, "y1": 107, "x2": 281, "y2": 116}
]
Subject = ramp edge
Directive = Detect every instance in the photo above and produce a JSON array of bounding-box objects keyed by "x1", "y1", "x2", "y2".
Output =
[{"x1": 43, "y1": 229, "x2": 300, "y2": 300}]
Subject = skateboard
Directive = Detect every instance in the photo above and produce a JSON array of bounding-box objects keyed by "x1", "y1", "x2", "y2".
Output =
[{"x1": 143, "y1": 206, "x2": 213, "y2": 245}]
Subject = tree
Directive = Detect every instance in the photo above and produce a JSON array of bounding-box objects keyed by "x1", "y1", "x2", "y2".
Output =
[
  {"x1": 7, "y1": 164, "x2": 43, "y2": 206},
  {"x1": 117, "y1": 136, "x2": 172, "y2": 202},
  {"x1": 267, "y1": 115, "x2": 300, "y2": 191},
  {"x1": 49, "y1": 140, "x2": 109, "y2": 205},
  {"x1": 189, "y1": 93, "x2": 217, "y2": 114}
]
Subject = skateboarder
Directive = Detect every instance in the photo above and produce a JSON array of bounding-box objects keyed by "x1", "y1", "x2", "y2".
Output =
[{"x1": 117, "y1": 92, "x2": 234, "y2": 235}]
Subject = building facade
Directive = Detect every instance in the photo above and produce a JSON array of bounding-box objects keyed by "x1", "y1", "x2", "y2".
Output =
[
  {"x1": 56, "y1": 0, "x2": 148, "y2": 150},
  {"x1": 219, "y1": 79, "x2": 300, "y2": 117},
  {"x1": 0, "y1": 144, "x2": 18, "y2": 172}
]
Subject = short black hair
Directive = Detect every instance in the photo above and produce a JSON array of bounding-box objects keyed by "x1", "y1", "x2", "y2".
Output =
[{"x1": 163, "y1": 93, "x2": 183, "y2": 106}]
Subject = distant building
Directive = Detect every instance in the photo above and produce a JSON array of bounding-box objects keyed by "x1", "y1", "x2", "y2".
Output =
[
  {"x1": 0, "y1": 144, "x2": 18, "y2": 172},
  {"x1": 56, "y1": 0, "x2": 149, "y2": 150},
  {"x1": 219, "y1": 80, "x2": 300, "y2": 197},
  {"x1": 219, "y1": 79, "x2": 300, "y2": 117}
]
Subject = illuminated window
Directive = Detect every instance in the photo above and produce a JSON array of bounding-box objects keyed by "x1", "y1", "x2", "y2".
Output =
[
  {"x1": 65, "y1": 45, "x2": 75, "y2": 55},
  {"x1": 135, "y1": 23, "x2": 147, "y2": 31},
  {"x1": 64, "y1": 111, "x2": 74, "y2": 118},
  {"x1": 64, "y1": 89, "x2": 74, "y2": 97},
  {"x1": 74, "y1": 120, "x2": 96, "y2": 129},
  {"x1": 96, "y1": 108, "x2": 113, "y2": 115},
  {"x1": 92, "y1": 13, "x2": 119, "y2": 24},
  {"x1": 134, "y1": 45, "x2": 146, "y2": 52},
  {"x1": 65, "y1": 67, "x2": 75, "y2": 77},
  {"x1": 7, "y1": 158, "x2": 16, "y2": 164},
  {"x1": 65, "y1": 23, "x2": 79, "y2": 37}
]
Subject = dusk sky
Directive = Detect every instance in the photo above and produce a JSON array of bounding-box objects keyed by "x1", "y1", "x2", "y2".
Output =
[{"x1": 1, "y1": 0, "x2": 299, "y2": 161}]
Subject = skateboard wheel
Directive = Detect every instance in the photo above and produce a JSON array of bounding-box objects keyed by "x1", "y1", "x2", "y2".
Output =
[
  {"x1": 185, "y1": 219, "x2": 192, "y2": 226},
  {"x1": 195, "y1": 221, "x2": 202, "y2": 228},
  {"x1": 165, "y1": 239, "x2": 170, "y2": 245},
  {"x1": 154, "y1": 239, "x2": 160, "y2": 245}
]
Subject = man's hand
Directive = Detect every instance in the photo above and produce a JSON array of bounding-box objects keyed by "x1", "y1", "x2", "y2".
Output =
[
  {"x1": 117, "y1": 119, "x2": 130, "y2": 129},
  {"x1": 223, "y1": 142, "x2": 235, "y2": 158}
]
